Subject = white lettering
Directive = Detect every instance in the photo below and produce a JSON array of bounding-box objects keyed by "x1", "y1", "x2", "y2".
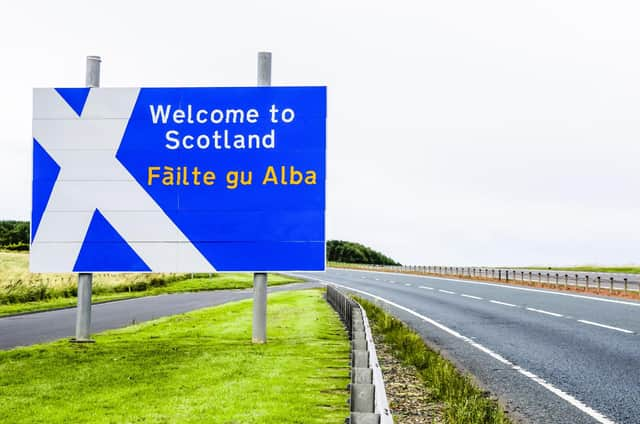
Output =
[
  {"x1": 165, "y1": 130, "x2": 180, "y2": 149},
  {"x1": 150, "y1": 104, "x2": 171, "y2": 124}
]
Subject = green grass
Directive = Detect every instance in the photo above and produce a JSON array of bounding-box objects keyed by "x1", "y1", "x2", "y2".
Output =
[
  {"x1": 524, "y1": 266, "x2": 640, "y2": 274},
  {"x1": 0, "y1": 273, "x2": 301, "y2": 317},
  {"x1": 0, "y1": 289, "x2": 350, "y2": 423},
  {"x1": 358, "y1": 297, "x2": 510, "y2": 424}
]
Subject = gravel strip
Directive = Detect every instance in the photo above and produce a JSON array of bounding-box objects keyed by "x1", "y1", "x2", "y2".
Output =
[{"x1": 373, "y1": 333, "x2": 445, "y2": 423}]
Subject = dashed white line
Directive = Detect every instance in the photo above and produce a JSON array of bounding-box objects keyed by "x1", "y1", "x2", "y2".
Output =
[
  {"x1": 405, "y1": 283, "x2": 412, "y2": 287},
  {"x1": 526, "y1": 307, "x2": 563, "y2": 318},
  {"x1": 419, "y1": 286, "x2": 433, "y2": 290},
  {"x1": 577, "y1": 320, "x2": 634, "y2": 334},
  {"x1": 490, "y1": 300, "x2": 517, "y2": 307},
  {"x1": 461, "y1": 294, "x2": 483, "y2": 300},
  {"x1": 327, "y1": 282, "x2": 615, "y2": 424},
  {"x1": 439, "y1": 289, "x2": 456, "y2": 294}
]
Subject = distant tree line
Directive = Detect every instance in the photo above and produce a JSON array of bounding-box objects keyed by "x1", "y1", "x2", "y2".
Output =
[
  {"x1": 0, "y1": 221, "x2": 29, "y2": 251},
  {"x1": 327, "y1": 240, "x2": 399, "y2": 266}
]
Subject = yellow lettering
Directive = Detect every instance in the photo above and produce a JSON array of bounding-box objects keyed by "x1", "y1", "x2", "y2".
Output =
[
  {"x1": 162, "y1": 166, "x2": 174, "y2": 186},
  {"x1": 203, "y1": 171, "x2": 216, "y2": 186},
  {"x1": 290, "y1": 166, "x2": 303, "y2": 185},
  {"x1": 227, "y1": 171, "x2": 239, "y2": 189},
  {"x1": 304, "y1": 171, "x2": 317, "y2": 185},
  {"x1": 262, "y1": 166, "x2": 278, "y2": 185},
  {"x1": 147, "y1": 166, "x2": 160, "y2": 186}
]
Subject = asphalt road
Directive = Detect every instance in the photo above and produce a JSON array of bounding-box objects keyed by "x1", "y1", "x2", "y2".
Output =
[
  {"x1": 297, "y1": 268, "x2": 640, "y2": 424},
  {"x1": 0, "y1": 282, "x2": 319, "y2": 350}
]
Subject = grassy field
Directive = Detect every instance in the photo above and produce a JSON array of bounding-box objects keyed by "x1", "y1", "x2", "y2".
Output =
[
  {"x1": 329, "y1": 261, "x2": 640, "y2": 275},
  {"x1": 0, "y1": 251, "x2": 300, "y2": 316},
  {"x1": 0, "y1": 289, "x2": 350, "y2": 423},
  {"x1": 358, "y1": 297, "x2": 509, "y2": 424},
  {"x1": 525, "y1": 266, "x2": 640, "y2": 274}
]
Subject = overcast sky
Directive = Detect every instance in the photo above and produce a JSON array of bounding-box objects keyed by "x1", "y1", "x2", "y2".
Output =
[{"x1": 2, "y1": 0, "x2": 640, "y2": 266}]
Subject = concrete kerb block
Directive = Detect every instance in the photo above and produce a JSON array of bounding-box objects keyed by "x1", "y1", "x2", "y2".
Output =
[
  {"x1": 352, "y1": 350, "x2": 369, "y2": 368},
  {"x1": 347, "y1": 412, "x2": 380, "y2": 424},
  {"x1": 351, "y1": 383, "x2": 375, "y2": 412},
  {"x1": 349, "y1": 413, "x2": 381, "y2": 424},
  {"x1": 352, "y1": 367, "x2": 373, "y2": 384},
  {"x1": 352, "y1": 330, "x2": 366, "y2": 341},
  {"x1": 352, "y1": 339, "x2": 367, "y2": 351},
  {"x1": 352, "y1": 320, "x2": 365, "y2": 331}
]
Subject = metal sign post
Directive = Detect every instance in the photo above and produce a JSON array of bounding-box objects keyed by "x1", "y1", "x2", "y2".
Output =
[
  {"x1": 73, "y1": 55, "x2": 100, "y2": 343},
  {"x1": 252, "y1": 51, "x2": 271, "y2": 344}
]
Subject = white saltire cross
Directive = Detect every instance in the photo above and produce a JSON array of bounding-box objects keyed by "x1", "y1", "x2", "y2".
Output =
[{"x1": 31, "y1": 88, "x2": 215, "y2": 272}]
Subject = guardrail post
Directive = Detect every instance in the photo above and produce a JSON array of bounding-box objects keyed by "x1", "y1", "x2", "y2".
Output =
[
  {"x1": 498, "y1": 270, "x2": 501, "y2": 281},
  {"x1": 597, "y1": 276, "x2": 601, "y2": 293},
  {"x1": 624, "y1": 278, "x2": 628, "y2": 293},
  {"x1": 586, "y1": 275, "x2": 589, "y2": 290},
  {"x1": 610, "y1": 277, "x2": 614, "y2": 293},
  {"x1": 575, "y1": 274, "x2": 578, "y2": 289}
]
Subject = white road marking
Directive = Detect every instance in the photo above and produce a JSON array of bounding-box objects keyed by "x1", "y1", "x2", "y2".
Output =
[
  {"x1": 490, "y1": 300, "x2": 518, "y2": 307},
  {"x1": 526, "y1": 307, "x2": 563, "y2": 318},
  {"x1": 577, "y1": 320, "x2": 634, "y2": 334},
  {"x1": 461, "y1": 294, "x2": 483, "y2": 300},
  {"x1": 405, "y1": 283, "x2": 412, "y2": 287},
  {"x1": 419, "y1": 286, "x2": 433, "y2": 290},
  {"x1": 439, "y1": 289, "x2": 456, "y2": 294},
  {"x1": 335, "y1": 268, "x2": 640, "y2": 307},
  {"x1": 327, "y1": 282, "x2": 616, "y2": 424}
]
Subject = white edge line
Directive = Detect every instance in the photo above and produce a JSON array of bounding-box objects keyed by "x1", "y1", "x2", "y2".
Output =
[
  {"x1": 577, "y1": 320, "x2": 634, "y2": 334},
  {"x1": 526, "y1": 307, "x2": 564, "y2": 318},
  {"x1": 490, "y1": 300, "x2": 518, "y2": 307},
  {"x1": 332, "y1": 268, "x2": 640, "y2": 307},
  {"x1": 461, "y1": 294, "x2": 483, "y2": 300},
  {"x1": 323, "y1": 280, "x2": 616, "y2": 424}
]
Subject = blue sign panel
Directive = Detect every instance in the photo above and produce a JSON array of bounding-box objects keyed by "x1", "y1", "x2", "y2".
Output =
[{"x1": 31, "y1": 87, "x2": 326, "y2": 272}]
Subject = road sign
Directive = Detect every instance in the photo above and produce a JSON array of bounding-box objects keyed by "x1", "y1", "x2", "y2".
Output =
[{"x1": 31, "y1": 87, "x2": 326, "y2": 272}]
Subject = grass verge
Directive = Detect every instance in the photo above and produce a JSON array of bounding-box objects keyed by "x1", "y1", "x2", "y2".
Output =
[
  {"x1": 0, "y1": 273, "x2": 301, "y2": 317},
  {"x1": 357, "y1": 297, "x2": 510, "y2": 424},
  {"x1": 0, "y1": 289, "x2": 349, "y2": 423}
]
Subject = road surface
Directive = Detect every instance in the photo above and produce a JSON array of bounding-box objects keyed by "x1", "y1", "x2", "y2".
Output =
[
  {"x1": 297, "y1": 268, "x2": 640, "y2": 424},
  {"x1": 0, "y1": 282, "x2": 319, "y2": 350}
]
